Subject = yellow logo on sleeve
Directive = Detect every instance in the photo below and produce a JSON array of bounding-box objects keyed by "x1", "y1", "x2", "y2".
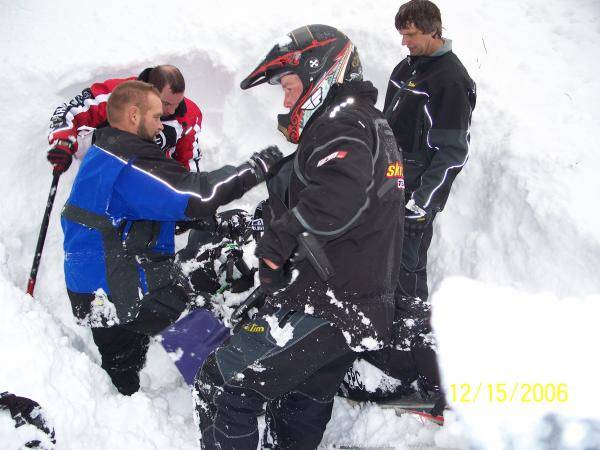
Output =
[{"x1": 386, "y1": 162, "x2": 404, "y2": 178}]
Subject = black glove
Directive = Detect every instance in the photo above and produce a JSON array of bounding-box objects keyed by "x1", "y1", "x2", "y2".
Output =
[
  {"x1": 175, "y1": 215, "x2": 218, "y2": 235},
  {"x1": 258, "y1": 259, "x2": 288, "y2": 294},
  {"x1": 248, "y1": 146, "x2": 283, "y2": 182},
  {"x1": 0, "y1": 391, "x2": 56, "y2": 447},
  {"x1": 47, "y1": 139, "x2": 75, "y2": 174},
  {"x1": 404, "y1": 208, "x2": 432, "y2": 238}
]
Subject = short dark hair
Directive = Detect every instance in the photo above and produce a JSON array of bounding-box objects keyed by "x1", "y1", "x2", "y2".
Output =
[
  {"x1": 395, "y1": 0, "x2": 442, "y2": 38},
  {"x1": 148, "y1": 65, "x2": 186, "y2": 93},
  {"x1": 107, "y1": 80, "x2": 160, "y2": 124}
]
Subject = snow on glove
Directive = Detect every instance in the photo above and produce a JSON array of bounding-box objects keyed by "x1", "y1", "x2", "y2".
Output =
[
  {"x1": 247, "y1": 146, "x2": 284, "y2": 182},
  {"x1": 47, "y1": 138, "x2": 75, "y2": 174}
]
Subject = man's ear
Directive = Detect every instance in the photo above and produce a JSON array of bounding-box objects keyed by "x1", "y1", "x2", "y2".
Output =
[{"x1": 127, "y1": 105, "x2": 140, "y2": 127}]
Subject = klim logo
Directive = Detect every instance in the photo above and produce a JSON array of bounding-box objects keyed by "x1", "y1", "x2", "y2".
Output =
[
  {"x1": 243, "y1": 323, "x2": 265, "y2": 333},
  {"x1": 385, "y1": 162, "x2": 404, "y2": 178}
]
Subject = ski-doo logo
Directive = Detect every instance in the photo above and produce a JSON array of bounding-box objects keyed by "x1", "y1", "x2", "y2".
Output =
[
  {"x1": 386, "y1": 161, "x2": 405, "y2": 189},
  {"x1": 317, "y1": 150, "x2": 348, "y2": 167},
  {"x1": 407, "y1": 81, "x2": 417, "y2": 88},
  {"x1": 243, "y1": 323, "x2": 265, "y2": 333},
  {"x1": 308, "y1": 57, "x2": 320, "y2": 68},
  {"x1": 385, "y1": 161, "x2": 404, "y2": 178}
]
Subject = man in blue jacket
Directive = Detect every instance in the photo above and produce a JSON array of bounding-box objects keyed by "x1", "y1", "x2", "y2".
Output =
[{"x1": 61, "y1": 80, "x2": 282, "y2": 395}]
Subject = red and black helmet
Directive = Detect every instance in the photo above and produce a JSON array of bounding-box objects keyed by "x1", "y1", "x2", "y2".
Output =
[{"x1": 240, "y1": 24, "x2": 363, "y2": 143}]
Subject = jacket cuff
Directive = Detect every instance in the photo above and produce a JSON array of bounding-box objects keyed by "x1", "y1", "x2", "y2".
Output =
[
  {"x1": 236, "y1": 162, "x2": 260, "y2": 192},
  {"x1": 49, "y1": 131, "x2": 79, "y2": 152}
]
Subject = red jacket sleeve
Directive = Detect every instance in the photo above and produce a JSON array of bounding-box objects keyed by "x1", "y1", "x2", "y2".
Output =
[
  {"x1": 171, "y1": 98, "x2": 203, "y2": 171},
  {"x1": 47, "y1": 77, "x2": 135, "y2": 150}
]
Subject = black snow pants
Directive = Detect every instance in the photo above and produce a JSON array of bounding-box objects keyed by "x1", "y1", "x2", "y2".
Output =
[
  {"x1": 88, "y1": 285, "x2": 187, "y2": 395},
  {"x1": 340, "y1": 220, "x2": 443, "y2": 403},
  {"x1": 194, "y1": 307, "x2": 356, "y2": 450},
  {"x1": 397, "y1": 216, "x2": 435, "y2": 302},
  {"x1": 340, "y1": 293, "x2": 441, "y2": 401}
]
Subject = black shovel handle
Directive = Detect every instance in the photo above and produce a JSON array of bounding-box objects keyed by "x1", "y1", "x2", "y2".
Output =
[{"x1": 26, "y1": 173, "x2": 60, "y2": 296}]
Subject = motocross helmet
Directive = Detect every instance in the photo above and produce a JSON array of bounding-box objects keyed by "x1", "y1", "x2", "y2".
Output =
[{"x1": 240, "y1": 24, "x2": 363, "y2": 143}]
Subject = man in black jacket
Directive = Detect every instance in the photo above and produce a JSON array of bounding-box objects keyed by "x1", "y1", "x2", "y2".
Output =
[
  {"x1": 369, "y1": 0, "x2": 476, "y2": 404},
  {"x1": 386, "y1": 0, "x2": 476, "y2": 304},
  {"x1": 194, "y1": 25, "x2": 404, "y2": 449}
]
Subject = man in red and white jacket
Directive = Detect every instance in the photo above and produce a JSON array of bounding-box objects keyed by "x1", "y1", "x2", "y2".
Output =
[{"x1": 47, "y1": 65, "x2": 203, "y2": 173}]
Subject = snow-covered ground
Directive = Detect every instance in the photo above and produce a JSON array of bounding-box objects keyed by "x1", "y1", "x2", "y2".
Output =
[{"x1": 1, "y1": 0, "x2": 599, "y2": 448}]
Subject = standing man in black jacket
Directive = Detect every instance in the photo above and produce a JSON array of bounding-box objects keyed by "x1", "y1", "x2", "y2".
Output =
[
  {"x1": 194, "y1": 25, "x2": 404, "y2": 449},
  {"x1": 372, "y1": 0, "x2": 476, "y2": 403},
  {"x1": 386, "y1": 0, "x2": 476, "y2": 306}
]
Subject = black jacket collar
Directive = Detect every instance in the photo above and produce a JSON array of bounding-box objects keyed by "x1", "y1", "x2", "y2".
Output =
[{"x1": 300, "y1": 80, "x2": 378, "y2": 138}]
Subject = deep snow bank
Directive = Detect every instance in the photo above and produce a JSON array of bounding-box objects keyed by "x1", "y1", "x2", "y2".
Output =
[
  {"x1": 1, "y1": 0, "x2": 599, "y2": 448},
  {"x1": 434, "y1": 277, "x2": 600, "y2": 449}
]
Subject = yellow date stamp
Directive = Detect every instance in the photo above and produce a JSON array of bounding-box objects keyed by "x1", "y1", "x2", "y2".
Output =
[{"x1": 450, "y1": 383, "x2": 568, "y2": 403}]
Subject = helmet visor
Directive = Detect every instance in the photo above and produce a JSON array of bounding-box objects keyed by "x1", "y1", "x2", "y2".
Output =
[{"x1": 240, "y1": 35, "x2": 299, "y2": 90}]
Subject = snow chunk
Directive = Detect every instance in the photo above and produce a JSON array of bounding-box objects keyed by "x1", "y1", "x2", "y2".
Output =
[
  {"x1": 356, "y1": 337, "x2": 381, "y2": 352},
  {"x1": 264, "y1": 315, "x2": 294, "y2": 347},
  {"x1": 358, "y1": 311, "x2": 371, "y2": 326},
  {"x1": 344, "y1": 358, "x2": 403, "y2": 394},
  {"x1": 249, "y1": 361, "x2": 266, "y2": 372},
  {"x1": 326, "y1": 289, "x2": 344, "y2": 308},
  {"x1": 341, "y1": 331, "x2": 382, "y2": 352},
  {"x1": 81, "y1": 288, "x2": 120, "y2": 327}
]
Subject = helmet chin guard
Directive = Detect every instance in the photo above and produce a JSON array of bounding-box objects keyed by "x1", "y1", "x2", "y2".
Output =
[{"x1": 241, "y1": 24, "x2": 363, "y2": 143}]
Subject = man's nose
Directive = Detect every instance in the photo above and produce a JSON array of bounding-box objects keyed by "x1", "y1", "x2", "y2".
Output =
[{"x1": 285, "y1": 92, "x2": 297, "y2": 109}]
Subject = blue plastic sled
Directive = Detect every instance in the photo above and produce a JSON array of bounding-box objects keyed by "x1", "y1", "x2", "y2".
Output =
[{"x1": 160, "y1": 308, "x2": 230, "y2": 385}]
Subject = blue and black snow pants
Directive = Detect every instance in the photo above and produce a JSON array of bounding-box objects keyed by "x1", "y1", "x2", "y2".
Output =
[{"x1": 194, "y1": 307, "x2": 356, "y2": 450}]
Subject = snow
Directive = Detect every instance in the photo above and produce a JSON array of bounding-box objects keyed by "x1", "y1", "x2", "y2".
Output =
[
  {"x1": 322, "y1": 399, "x2": 471, "y2": 449},
  {"x1": 264, "y1": 314, "x2": 295, "y2": 347},
  {"x1": 1, "y1": 0, "x2": 599, "y2": 449},
  {"x1": 433, "y1": 278, "x2": 600, "y2": 449}
]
